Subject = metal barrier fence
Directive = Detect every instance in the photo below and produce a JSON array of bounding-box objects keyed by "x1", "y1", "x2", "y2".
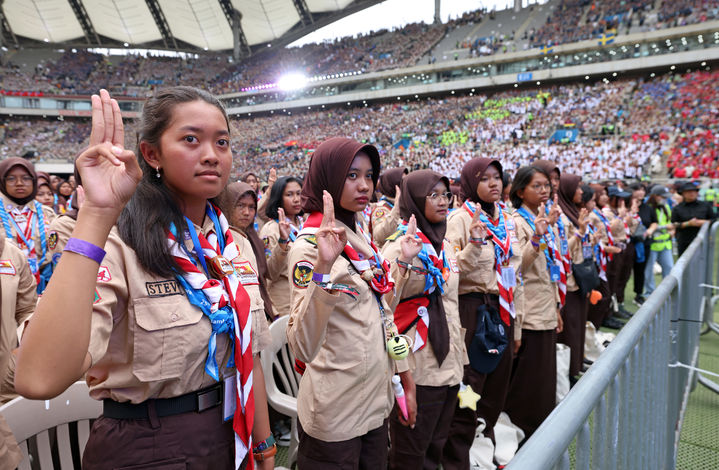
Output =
[{"x1": 507, "y1": 221, "x2": 717, "y2": 470}]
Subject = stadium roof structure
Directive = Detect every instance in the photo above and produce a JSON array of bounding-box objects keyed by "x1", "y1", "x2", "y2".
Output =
[{"x1": 0, "y1": 0, "x2": 385, "y2": 54}]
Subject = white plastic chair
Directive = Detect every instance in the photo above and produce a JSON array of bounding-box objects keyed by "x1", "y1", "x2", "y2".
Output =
[
  {"x1": 0, "y1": 381, "x2": 101, "y2": 469},
  {"x1": 260, "y1": 315, "x2": 300, "y2": 469}
]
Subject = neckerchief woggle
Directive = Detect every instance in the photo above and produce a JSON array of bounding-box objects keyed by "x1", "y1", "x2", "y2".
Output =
[
  {"x1": 168, "y1": 209, "x2": 234, "y2": 382},
  {"x1": 397, "y1": 221, "x2": 449, "y2": 294},
  {"x1": 0, "y1": 201, "x2": 47, "y2": 279},
  {"x1": 516, "y1": 206, "x2": 560, "y2": 277}
]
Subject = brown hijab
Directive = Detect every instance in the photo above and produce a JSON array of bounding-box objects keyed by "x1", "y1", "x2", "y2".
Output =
[
  {"x1": 460, "y1": 157, "x2": 503, "y2": 215},
  {"x1": 376, "y1": 167, "x2": 408, "y2": 199},
  {"x1": 533, "y1": 159, "x2": 560, "y2": 180},
  {"x1": 0, "y1": 158, "x2": 37, "y2": 205},
  {"x1": 399, "y1": 169, "x2": 449, "y2": 253},
  {"x1": 558, "y1": 173, "x2": 583, "y2": 227},
  {"x1": 301, "y1": 137, "x2": 380, "y2": 230},
  {"x1": 398, "y1": 169, "x2": 450, "y2": 365},
  {"x1": 216, "y1": 182, "x2": 274, "y2": 320}
]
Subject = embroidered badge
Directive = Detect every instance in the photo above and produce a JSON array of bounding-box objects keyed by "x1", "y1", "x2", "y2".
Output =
[
  {"x1": 454, "y1": 245, "x2": 461, "y2": 255},
  {"x1": 97, "y1": 265, "x2": 112, "y2": 283},
  {"x1": 145, "y1": 280, "x2": 184, "y2": 297},
  {"x1": 385, "y1": 230, "x2": 402, "y2": 242},
  {"x1": 292, "y1": 260, "x2": 314, "y2": 288},
  {"x1": 262, "y1": 237, "x2": 270, "y2": 248},
  {"x1": 373, "y1": 208, "x2": 387, "y2": 219},
  {"x1": 232, "y1": 259, "x2": 260, "y2": 286},
  {"x1": 48, "y1": 231, "x2": 58, "y2": 250},
  {"x1": 450, "y1": 258, "x2": 460, "y2": 273},
  {"x1": 93, "y1": 289, "x2": 101, "y2": 304},
  {"x1": 0, "y1": 260, "x2": 16, "y2": 275}
]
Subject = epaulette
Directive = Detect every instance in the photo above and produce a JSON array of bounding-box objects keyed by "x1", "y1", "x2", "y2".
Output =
[
  {"x1": 385, "y1": 230, "x2": 402, "y2": 242},
  {"x1": 300, "y1": 234, "x2": 317, "y2": 246}
]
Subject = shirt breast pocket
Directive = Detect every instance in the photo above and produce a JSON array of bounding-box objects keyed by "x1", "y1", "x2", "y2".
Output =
[{"x1": 131, "y1": 296, "x2": 204, "y2": 382}]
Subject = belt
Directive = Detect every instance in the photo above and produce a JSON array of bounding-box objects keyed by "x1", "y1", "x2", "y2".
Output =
[{"x1": 103, "y1": 383, "x2": 223, "y2": 420}]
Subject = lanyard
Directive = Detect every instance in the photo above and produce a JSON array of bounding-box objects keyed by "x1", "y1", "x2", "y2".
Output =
[
  {"x1": 516, "y1": 206, "x2": 557, "y2": 272},
  {"x1": 0, "y1": 201, "x2": 47, "y2": 267}
]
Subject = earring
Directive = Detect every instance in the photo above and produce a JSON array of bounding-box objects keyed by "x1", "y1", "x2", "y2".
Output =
[{"x1": 155, "y1": 167, "x2": 161, "y2": 179}]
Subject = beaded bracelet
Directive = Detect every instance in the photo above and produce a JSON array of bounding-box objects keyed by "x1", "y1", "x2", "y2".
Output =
[
  {"x1": 64, "y1": 238, "x2": 106, "y2": 264},
  {"x1": 469, "y1": 237, "x2": 487, "y2": 245}
]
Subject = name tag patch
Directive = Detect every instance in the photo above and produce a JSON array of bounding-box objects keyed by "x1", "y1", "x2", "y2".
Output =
[
  {"x1": 0, "y1": 260, "x2": 16, "y2": 275},
  {"x1": 145, "y1": 280, "x2": 184, "y2": 297},
  {"x1": 232, "y1": 260, "x2": 259, "y2": 286}
]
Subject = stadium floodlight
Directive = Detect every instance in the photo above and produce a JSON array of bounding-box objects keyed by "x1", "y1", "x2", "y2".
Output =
[{"x1": 277, "y1": 72, "x2": 309, "y2": 91}]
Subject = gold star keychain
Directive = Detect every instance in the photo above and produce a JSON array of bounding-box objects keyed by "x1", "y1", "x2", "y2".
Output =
[{"x1": 457, "y1": 382, "x2": 481, "y2": 411}]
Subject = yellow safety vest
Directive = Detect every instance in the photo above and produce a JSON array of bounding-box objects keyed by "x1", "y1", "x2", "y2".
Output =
[{"x1": 651, "y1": 205, "x2": 672, "y2": 251}]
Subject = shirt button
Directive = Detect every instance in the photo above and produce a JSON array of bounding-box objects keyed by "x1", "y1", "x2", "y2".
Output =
[{"x1": 170, "y1": 313, "x2": 179, "y2": 322}]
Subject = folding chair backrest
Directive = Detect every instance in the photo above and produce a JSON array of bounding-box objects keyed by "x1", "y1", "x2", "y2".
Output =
[
  {"x1": 0, "y1": 381, "x2": 101, "y2": 469},
  {"x1": 260, "y1": 315, "x2": 300, "y2": 416}
]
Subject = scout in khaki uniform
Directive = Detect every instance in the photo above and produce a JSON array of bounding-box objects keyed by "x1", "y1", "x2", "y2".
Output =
[
  {"x1": 15, "y1": 87, "x2": 275, "y2": 469},
  {"x1": 504, "y1": 165, "x2": 563, "y2": 442},
  {"x1": 259, "y1": 175, "x2": 303, "y2": 318},
  {"x1": 556, "y1": 174, "x2": 591, "y2": 384},
  {"x1": 380, "y1": 170, "x2": 468, "y2": 469},
  {"x1": 443, "y1": 158, "x2": 524, "y2": 470},
  {"x1": 286, "y1": 137, "x2": 416, "y2": 469},
  {"x1": 0, "y1": 158, "x2": 56, "y2": 293},
  {"x1": 371, "y1": 167, "x2": 407, "y2": 246}
]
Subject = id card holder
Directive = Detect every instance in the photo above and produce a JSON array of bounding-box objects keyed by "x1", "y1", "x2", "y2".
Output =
[
  {"x1": 501, "y1": 265, "x2": 516, "y2": 288},
  {"x1": 549, "y1": 264, "x2": 561, "y2": 282},
  {"x1": 223, "y1": 375, "x2": 237, "y2": 422},
  {"x1": 561, "y1": 240, "x2": 568, "y2": 254},
  {"x1": 582, "y1": 244, "x2": 593, "y2": 260}
]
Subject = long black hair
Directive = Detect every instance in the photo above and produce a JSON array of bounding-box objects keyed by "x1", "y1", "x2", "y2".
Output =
[
  {"x1": 117, "y1": 86, "x2": 230, "y2": 277},
  {"x1": 509, "y1": 166, "x2": 551, "y2": 209},
  {"x1": 265, "y1": 176, "x2": 303, "y2": 220}
]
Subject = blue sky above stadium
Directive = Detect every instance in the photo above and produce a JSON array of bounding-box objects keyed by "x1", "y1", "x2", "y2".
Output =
[{"x1": 289, "y1": 0, "x2": 519, "y2": 47}]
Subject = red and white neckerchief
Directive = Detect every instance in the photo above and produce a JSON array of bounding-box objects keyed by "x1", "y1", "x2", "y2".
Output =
[
  {"x1": 589, "y1": 222, "x2": 609, "y2": 282},
  {"x1": 594, "y1": 208, "x2": 615, "y2": 261},
  {"x1": 551, "y1": 227, "x2": 568, "y2": 307},
  {"x1": 463, "y1": 201, "x2": 516, "y2": 324},
  {"x1": 301, "y1": 212, "x2": 395, "y2": 295},
  {"x1": 167, "y1": 204, "x2": 254, "y2": 470}
]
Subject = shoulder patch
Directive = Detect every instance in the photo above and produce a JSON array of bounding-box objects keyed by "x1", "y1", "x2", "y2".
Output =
[
  {"x1": 0, "y1": 260, "x2": 16, "y2": 275},
  {"x1": 386, "y1": 230, "x2": 403, "y2": 242},
  {"x1": 373, "y1": 207, "x2": 387, "y2": 219},
  {"x1": 48, "y1": 231, "x2": 58, "y2": 250},
  {"x1": 303, "y1": 235, "x2": 317, "y2": 246},
  {"x1": 262, "y1": 237, "x2": 270, "y2": 248},
  {"x1": 93, "y1": 289, "x2": 101, "y2": 304},
  {"x1": 97, "y1": 265, "x2": 112, "y2": 283},
  {"x1": 233, "y1": 259, "x2": 260, "y2": 286},
  {"x1": 292, "y1": 260, "x2": 314, "y2": 288}
]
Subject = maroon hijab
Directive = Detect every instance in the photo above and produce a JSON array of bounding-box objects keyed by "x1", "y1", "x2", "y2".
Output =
[
  {"x1": 301, "y1": 137, "x2": 380, "y2": 230},
  {"x1": 558, "y1": 173, "x2": 583, "y2": 227},
  {"x1": 216, "y1": 182, "x2": 274, "y2": 320},
  {"x1": 0, "y1": 157, "x2": 37, "y2": 205},
  {"x1": 376, "y1": 167, "x2": 408, "y2": 198}
]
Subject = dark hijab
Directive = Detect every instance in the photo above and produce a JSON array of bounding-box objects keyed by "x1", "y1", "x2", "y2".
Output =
[
  {"x1": 399, "y1": 169, "x2": 449, "y2": 253},
  {"x1": 301, "y1": 137, "x2": 380, "y2": 230},
  {"x1": 459, "y1": 157, "x2": 503, "y2": 216},
  {"x1": 398, "y1": 168, "x2": 450, "y2": 365},
  {"x1": 533, "y1": 159, "x2": 560, "y2": 181},
  {"x1": 558, "y1": 173, "x2": 582, "y2": 227},
  {"x1": 0, "y1": 158, "x2": 38, "y2": 206},
  {"x1": 376, "y1": 167, "x2": 408, "y2": 199},
  {"x1": 216, "y1": 182, "x2": 274, "y2": 321}
]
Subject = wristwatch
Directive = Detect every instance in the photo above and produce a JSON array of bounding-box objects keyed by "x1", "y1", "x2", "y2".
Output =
[{"x1": 253, "y1": 434, "x2": 277, "y2": 462}]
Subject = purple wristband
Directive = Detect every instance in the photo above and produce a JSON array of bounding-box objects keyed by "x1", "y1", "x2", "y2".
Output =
[
  {"x1": 312, "y1": 272, "x2": 330, "y2": 284},
  {"x1": 64, "y1": 238, "x2": 106, "y2": 264}
]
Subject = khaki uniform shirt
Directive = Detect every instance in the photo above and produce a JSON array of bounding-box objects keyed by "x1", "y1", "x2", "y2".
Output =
[
  {"x1": 82, "y1": 217, "x2": 270, "y2": 404},
  {"x1": 0, "y1": 240, "x2": 37, "y2": 403},
  {"x1": 259, "y1": 219, "x2": 291, "y2": 317},
  {"x1": 47, "y1": 214, "x2": 75, "y2": 264},
  {"x1": 558, "y1": 214, "x2": 584, "y2": 292},
  {"x1": 382, "y1": 236, "x2": 468, "y2": 387},
  {"x1": 446, "y1": 207, "x2": 525, "y2": 340},
  {"x1": 0, "y1": 194, "x2": 56, "y2": 268},
  {"x1": 286, "y1": 221, "x2": 407, "y2": 442},
  {"x1": 513, "y1": 207, "x2": 560, "y2": 331},
  {"x1": 589, "y1": 209, "x2": 611, "y2": 248},
  {"x1": 371, "y1": 200, "x2": 401, "y2": 247}
]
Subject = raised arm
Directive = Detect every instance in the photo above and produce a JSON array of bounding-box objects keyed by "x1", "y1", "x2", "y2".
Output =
[{"x1": 15, "y1": 90, "x2": 141, "y2": 399}]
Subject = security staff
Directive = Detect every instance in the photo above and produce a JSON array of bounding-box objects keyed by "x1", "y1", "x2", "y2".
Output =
[{"x1": 672, "y1": 182, "x2": 716, "y2": 255}]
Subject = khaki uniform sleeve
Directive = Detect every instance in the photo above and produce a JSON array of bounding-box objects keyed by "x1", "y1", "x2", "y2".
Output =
[
  {"x1": 12, "y1": 246, "x2": 36, "y2": 325},
  {"x1": 259, "y1": 221, "x2": 289, "y2": 282},
  {"x1": 372, "y1": 204, "x2": 401, "y2": 246},
  {"x1": 381, "y1": 241, "x2": 408, "y2": 312},
  {"x1": 47, "y1": 215, "x2": 76, "y2": 263},
  {"x1": 257, "y1": 193, "x2": 270, "y2": 223},
  {"x1": 446, "y1": 210, "x2": 484, "y2": 273},
  {"x1": 286, "y1": 239, "x2": 341, "y2": 363}
]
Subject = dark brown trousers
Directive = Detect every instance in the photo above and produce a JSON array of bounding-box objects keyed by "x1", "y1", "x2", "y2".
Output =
[
  {"x1": 297, "y1": 418, "x2": 389, "y2": 470},
  {"x1": 504, "y1": 329, "x2": 557, "y2": 442},
  {"x1": 83, "y1": 403, "x2": 235, "y2": 469},
  {"x1": 587, "y1": 278, "x2": 611, "y2": 330},
  {"x1": 441, "y1": 293, "x2": 514, "y2": 470},
  {"x1": 389, "y1": 384, "x2": 459, "y2": 470},
  {"x1": 558, "y1": 289, "x2": 588, "y2": 377},
  {"x1": 607, "y1": 243, "x2": 635, "y2": 304}
]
